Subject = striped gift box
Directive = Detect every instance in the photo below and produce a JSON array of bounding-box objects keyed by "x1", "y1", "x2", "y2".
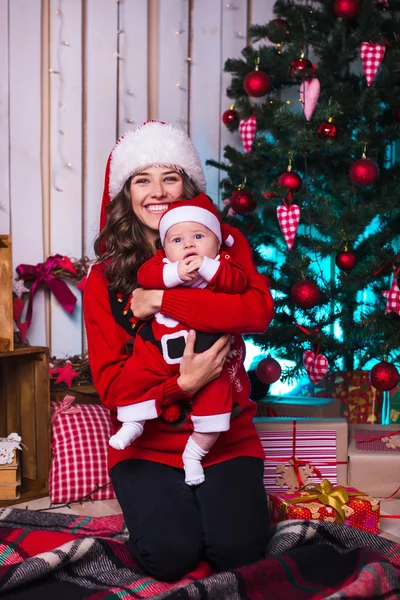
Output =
[{"x1": 258, "y1": 429, "x2": 337, "y2": 494}]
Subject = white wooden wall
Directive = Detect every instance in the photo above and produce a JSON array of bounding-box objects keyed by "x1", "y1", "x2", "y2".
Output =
[{"x1": 0, "y1": 0, "x2": 275, "y2": 357}]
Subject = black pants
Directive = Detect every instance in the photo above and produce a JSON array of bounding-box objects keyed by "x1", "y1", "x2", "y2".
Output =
[{"x1": 110, "y1": 456, "x2": 269, "y2": 581}]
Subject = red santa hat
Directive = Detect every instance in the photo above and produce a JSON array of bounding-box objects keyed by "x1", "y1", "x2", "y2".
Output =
[
  {"x1": 100, "y1": 120, "x2": 207, "y2": 231},
  {"x1": 159, "y1": 193, "x2": 234, "y2": 247}
]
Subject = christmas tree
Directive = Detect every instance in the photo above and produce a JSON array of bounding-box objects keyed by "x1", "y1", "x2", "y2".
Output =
[{"x1": 208, "y1": 0, "x2": 400, "y2": 392}]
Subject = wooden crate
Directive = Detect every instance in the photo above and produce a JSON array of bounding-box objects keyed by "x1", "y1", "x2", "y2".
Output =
[
  {"x1": 0, "y1": 449, "x2": 19, "y2": 484},
  {"x1": 0, "y1": 346, "x2": 50, "y2": 506},
  {"x1": 0, "y1": 235, "x2": 14, "y2": 352}
]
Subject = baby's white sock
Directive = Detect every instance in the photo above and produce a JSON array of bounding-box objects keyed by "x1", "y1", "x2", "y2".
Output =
[
  {"x1": 182, "y1": 436, "x2": 208, "y2": 486},
  {"x1": 109, "y1": 421, "x2": 144, "y2": 450}
]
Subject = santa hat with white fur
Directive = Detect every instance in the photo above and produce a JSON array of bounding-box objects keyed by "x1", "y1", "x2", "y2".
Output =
[
  {"x1": 100, "y1": 120, "x2": 207, "y2": 231},
  {"x1": 159, "y1": 193, "x2": 234, "y2": 247}
]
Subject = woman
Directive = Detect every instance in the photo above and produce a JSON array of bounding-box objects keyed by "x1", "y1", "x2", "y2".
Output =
[{"x1": 83, "y1": 120, "x2": 274, "y2": 581}]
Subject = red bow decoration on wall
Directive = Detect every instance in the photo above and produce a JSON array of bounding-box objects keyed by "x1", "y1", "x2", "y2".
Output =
[{"x1": 16, "y1": 254, "x2": 78, "y2": 328}]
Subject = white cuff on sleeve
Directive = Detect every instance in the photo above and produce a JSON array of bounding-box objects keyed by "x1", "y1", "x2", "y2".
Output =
[
  {"x1": 191, "y1": 412, "x2": 231, "y2": 432},
  {"x1": 198, "y1": 256, "x2": 220, "y2": 282},
  {"x1": 117, "y1": 399, "x2": 158, "y2": 422},
  {"x1": 163, "y1": 262, "x2": 183, "y2": 288}
]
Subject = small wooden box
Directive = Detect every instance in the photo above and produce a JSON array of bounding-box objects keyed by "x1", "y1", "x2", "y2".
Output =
[
  {"x1": 0, "y1": 346, "x2": 50, "y2": 506},
  {"x1": 0, "y1": 450, "x2": 21, "y2": 499},
  {"x1": 0, "y1": 235, "x2": 14, "y2": 352},
  {"x1": 0, "y1": 449, "x2": 18, "y2": 483}
]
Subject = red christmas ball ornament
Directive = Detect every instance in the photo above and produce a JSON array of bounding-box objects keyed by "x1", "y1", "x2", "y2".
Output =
[
  {"x1": 318, "y1": 120, "x2": 338, "y2": 140},
  {"x1": 370, "y1": 362, "x2": 399, "y2": 392},
  {"x1": 395, "y1": 108, "x2": 400, "y2": 121},
  {"x1": 222, "y1": 106, "x2": 238, "y2": 126},
  {"x1": 266, "y1": 18, "x2": 290, "y2": 44},
  {"x1": 335, "y1": 250, "x2": 357, "y2": 271},
  {"x1": 291, "y1": 280, "x2": 321, "y2": 309},
  {"x1": 243, "y1": 69, "x2": 271, "y2": 97},
  {"x1": 256, "y1": 357, "x2": 282, "y2": 385},
  {"x1": 161, "y1": 404, "x2": 181, "y2": 423},
  {"x1": 289, "y1": 57, "x2": 314, "y2": 80},
  {"x1": 230, "y1": 188, "x2": 257, "y2": 215},
  {"x1": 278, "y1": 170, "x2": 302, "y2": 192},
  {"x1": 349, "y1": 157, "x2": 378, "y2": 187},
  {"x1": 333, "y1": 0, "x2": 360, "y2": 18}
]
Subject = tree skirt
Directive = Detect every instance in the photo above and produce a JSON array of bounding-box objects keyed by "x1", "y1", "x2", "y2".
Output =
[{"x1": 0, "y1": 507, "x2": 399, "y2": 599}]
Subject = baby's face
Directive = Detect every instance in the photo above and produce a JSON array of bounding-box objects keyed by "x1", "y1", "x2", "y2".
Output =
[{"x1": 164, "y1": 222, "x2": 220, "y2": 262}]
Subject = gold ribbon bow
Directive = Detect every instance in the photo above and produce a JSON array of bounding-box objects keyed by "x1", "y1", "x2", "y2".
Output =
[{"x1": 280, "y1": 479, "x2": 359, "y2": 524}]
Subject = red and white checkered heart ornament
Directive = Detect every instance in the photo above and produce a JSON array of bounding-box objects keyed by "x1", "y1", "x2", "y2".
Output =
[
  {"x1": 360, "y1": 42, "x2": 385, "y2": 86},
  {"x1": 303, "y1": 350, "x2": 329, "y2": 384},
  {"x1": 277, "y1": 203, "x2": 300, "y2": 250},
  {"x1": 239, "y1": 114, "x2": 257, "y2": 153}
]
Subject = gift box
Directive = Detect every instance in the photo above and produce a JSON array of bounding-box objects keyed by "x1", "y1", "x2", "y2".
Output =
[
  {"x1": 269, "y1": 479, "x2": 380, "y2": 535},
  {"x1": 257, "y1": 395, "x2": 341, "y2": 419},
  {"x1": 255, "y1": 418, "x2": 348, "y2": 493},
  {"x1": 348, "y1": 424, "x2": 400, "y2": 499},
  {"x1": 380, "y1": 499, "x2": 400, "y2": 539},
  {"x1": 290, "y1": 371, "x2": 381, "y2": 424},
  {"x1": 389, "y1": 387, "x2": 400, "y2": 424}
]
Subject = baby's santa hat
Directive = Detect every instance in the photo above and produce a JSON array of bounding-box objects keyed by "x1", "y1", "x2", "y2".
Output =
[
  {"x1": 159, "y1": 193, "x2": 234, "y2": 247},
  {"x1": 100, "y1": 120, "x2": 207, "y2": 231}
]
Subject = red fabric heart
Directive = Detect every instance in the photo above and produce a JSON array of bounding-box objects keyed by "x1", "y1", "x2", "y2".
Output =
[
  {"x1": 277, "y1": 204, "x2": 300, "y2": 250},
  {"x1": 303, "y1": 350, "x2": 328, "y2": 384},
  {"x1": 17, "y1": 321, "x2": 29, "y2": 343},
  {"x1": 13, "y1": 297, "x2": 25, "y2": 323}
]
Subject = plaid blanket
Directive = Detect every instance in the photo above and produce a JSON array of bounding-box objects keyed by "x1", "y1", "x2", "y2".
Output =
[{"x1": 1, "y1": 507, "x2": 400, "y2": 599}]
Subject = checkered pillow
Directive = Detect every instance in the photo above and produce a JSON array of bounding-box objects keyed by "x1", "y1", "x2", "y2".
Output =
[{"x1": 49, "y1": 396, "x2": 115, "y2": 503}]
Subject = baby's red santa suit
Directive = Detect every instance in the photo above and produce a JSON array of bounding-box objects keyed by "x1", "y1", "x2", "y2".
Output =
[{"x1": 115, "y1": 192, "x2": 250, "y2": 434}]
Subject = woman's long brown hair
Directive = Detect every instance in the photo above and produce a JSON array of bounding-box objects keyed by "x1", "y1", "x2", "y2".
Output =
[{"x1": 94, "y1": 171, "x2": 201, "y2": 292}]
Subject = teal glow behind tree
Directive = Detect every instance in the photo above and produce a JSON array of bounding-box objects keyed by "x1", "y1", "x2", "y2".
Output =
[{"x1": 207, "y1": 0, "x2": 400, "y2": 382}]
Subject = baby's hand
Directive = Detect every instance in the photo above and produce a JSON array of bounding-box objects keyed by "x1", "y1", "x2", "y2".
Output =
[
  {"x1": 178, "y1": 260, "x2": 194, "y2": 281},
  {"x1": 185, "y1": 255, "x2": 203, "y2": 273}
]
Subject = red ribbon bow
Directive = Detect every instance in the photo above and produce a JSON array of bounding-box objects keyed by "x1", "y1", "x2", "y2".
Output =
[
  {"x1": 16, "y1": 254, "x2": 77, "y2": 328},
  {"x1": 51, "y1": 395, "x2": 81, "y2": 424}
]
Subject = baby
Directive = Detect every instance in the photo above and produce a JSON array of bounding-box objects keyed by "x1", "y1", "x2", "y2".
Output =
[{"x1": 109, "y1": 193, "x2": 249, "y2": 485}]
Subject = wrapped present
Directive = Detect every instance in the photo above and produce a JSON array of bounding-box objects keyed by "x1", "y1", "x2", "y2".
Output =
[
  {"x1": 290, "y1": 371, "x2": 381, "y2": 424},
  {"x1": 257, "y1": 395, "x2": 341, "y2": 419},
  {"x1": 389, "y1": 386, "x2": 400, "y2": 424},
  {"x1": 348, "y1": 424, "x2": 400, "y2": 499},
  {"x1": 255, "y1": 418, "x2": 348, "y2": 493},
  {"x1": 380, "y1": 499, "x2": 400, "y2": 539},
  {"x1": 269, "y1": 479, "x2": 380, "y2": 534}
]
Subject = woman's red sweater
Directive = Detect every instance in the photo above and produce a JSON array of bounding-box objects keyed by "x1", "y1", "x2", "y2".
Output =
[{"x1": 83, "y1": 224, "x2": 274, "y2": 472}]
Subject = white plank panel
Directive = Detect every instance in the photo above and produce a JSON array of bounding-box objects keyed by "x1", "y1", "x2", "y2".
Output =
[
  {"x1": 0, "y1": 0, "x2": 10, "y2": 234},
  {"x1": 190, "y1": 0, "x2": 223, "y2": 203},
  {"x1": 49, "y1": 0, "x2": 83, "y2": 357},
  {"x1": 158, "y1": 0, "x2": 189, "y2": 130},
  {"x1": 118, "y1": 0, "x2": 148, "y2": 135},
  {"x1": 9, "y1": 0, "x2": 46, "y2": 347},
  {"x1": 251, "y1": 0, "x2": 275, "y2": 50},
  {"x1": 84, "y1": 0, "x2": 118, "y2": 261},
  {"x1": 219, "y1": 0, "x2": 248, "y2": 204}
]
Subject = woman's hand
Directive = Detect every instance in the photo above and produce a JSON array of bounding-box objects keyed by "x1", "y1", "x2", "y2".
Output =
[
  {"x1": 130, "y1": 288, "x2": 163, "y2": 319},
  {"x1": 177, "y1": 330, "x2": 231, "y2": 395}
]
